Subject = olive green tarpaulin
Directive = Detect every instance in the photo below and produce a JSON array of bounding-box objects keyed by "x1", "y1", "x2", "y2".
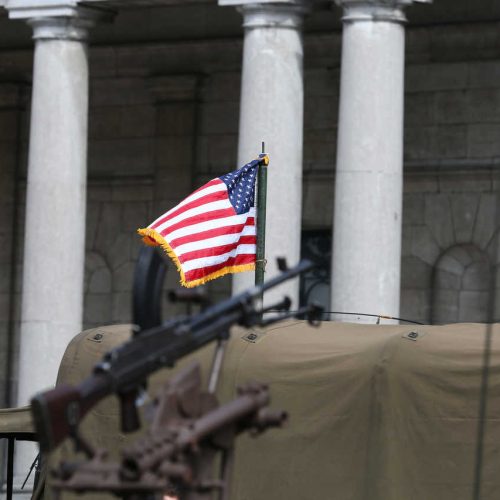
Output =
[{"x1": 39, "y1": 321, "x2": 500, "y2": 500}]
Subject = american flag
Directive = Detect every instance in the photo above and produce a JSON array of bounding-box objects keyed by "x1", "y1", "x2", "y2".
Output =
[{"x1": 138, "y1": 156, "x2": 267, "y2": 288}]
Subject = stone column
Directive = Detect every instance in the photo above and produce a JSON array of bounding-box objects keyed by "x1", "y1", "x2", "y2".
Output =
[
  {"x1": 331, "y1": 0, "x2": 418, "y2": 322},
  {"x1": 5, "y1": 1, "x2": 108, "y2": 485},
  {"x1": 219, "y1": 0, "x2": 307, "y2": 306}
]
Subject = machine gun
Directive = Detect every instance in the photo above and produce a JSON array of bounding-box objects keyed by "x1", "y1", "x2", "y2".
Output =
[
  {"x1": 49, "y1": 362, "x2": 288, "y2": 499},
  {"x1": 31, "y1": 259, "x2": 321, "y2": 458}
]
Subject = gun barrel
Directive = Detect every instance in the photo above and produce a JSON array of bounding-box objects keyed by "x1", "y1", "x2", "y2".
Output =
[{"x1": 30, "y1": 259, "x2": 314, "y2": 452}]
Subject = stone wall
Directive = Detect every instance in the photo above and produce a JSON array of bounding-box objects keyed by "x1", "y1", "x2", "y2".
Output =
[
  {"x1": 0, "y1": 84, "x2": 29, "y2": 407},
  {"x1": 1, "y1": 20, "x2": 500, "y2": 403},
  {"x1": 402, "y1": 169, "x2": 500, "y2": 324}
]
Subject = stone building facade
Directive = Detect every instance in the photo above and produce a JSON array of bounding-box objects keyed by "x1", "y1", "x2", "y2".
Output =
[{"x1": 0, "y1": 0, "x2": 499, "y2": 416}]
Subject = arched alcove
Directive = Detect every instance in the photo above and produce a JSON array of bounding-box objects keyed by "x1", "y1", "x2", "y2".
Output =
[{"x1": 432, "y1": 244, "x2": 492, "y2": 324}]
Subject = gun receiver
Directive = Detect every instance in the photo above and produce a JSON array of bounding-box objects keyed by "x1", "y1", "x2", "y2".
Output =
[{"x1": 31, "y1": 259, "x2": 319, "y2": 453}]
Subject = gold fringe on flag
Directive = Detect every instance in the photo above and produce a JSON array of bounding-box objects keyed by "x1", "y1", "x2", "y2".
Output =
[{"x1": 137, "y1": 227, "x2": 255, "y2": 288}]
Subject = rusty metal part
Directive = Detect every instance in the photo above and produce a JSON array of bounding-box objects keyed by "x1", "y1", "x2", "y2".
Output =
[{"x1": 51, "y1": 362, "x2": 286, "y2": 499}]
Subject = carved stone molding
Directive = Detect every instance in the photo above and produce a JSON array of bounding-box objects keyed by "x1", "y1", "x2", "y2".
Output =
[
  {"x1": 4, "y1": 1, "x2": 114, "y2": 40},
  {"x1": 334, "y1": 0, "x2": 426, "y2": 23}
]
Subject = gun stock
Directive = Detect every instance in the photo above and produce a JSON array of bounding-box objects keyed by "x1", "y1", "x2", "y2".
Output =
[{"x1": 31, "y1": 374, "x2": 111, "y2": 452}]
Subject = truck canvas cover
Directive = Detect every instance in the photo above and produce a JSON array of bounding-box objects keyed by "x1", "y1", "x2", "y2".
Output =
[{"x1": 44, "y1": 321, "x2": 500, "y2": 500}]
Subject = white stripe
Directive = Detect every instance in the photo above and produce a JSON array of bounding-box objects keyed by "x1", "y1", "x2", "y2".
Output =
[
  {"x1": 175, "y1": 224, "x2": 256, "y2": 256},
  {"x1": 181, "y1": 244, "x2": 256, "y2": 272},
  {"x1": 148, "y1": 180, "x2": 225, "y2": 227},
  {"x1": 155, "y1": 198, "x2": 233, "y2": 233},
  {"x1": 165, "y1": 207, "x2": 256, "y2": 243}
]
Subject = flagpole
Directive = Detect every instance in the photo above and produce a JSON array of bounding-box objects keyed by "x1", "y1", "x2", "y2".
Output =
[
  {"x1": 255, "y1": 142, "x2": 268, "y2": 289},
  {"x1": 208, "y1": 147, "x2": 268, "y2": 394}
]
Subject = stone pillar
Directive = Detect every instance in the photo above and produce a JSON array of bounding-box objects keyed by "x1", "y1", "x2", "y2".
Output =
[
  {"x1": 5, "y1": 0, "x2": 108, "y2": 485},
  {"x1": 219, "y1": 0, "x2": 307, "y2": 306},
  {"x1": 331, "y1": 0, "x2": 416, "y2": 322}
]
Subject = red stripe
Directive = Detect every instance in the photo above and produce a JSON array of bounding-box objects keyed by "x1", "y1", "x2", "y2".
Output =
[
  {"x1": 191, "y1": 178, "x2": 220, "y2": 194},
  {"x1": 185, "y1": 254, "x2": 255, "y2": 283},
  {"x1": 170, "y1": 218, "x2": 255, "y2": 247},
  {"x1": 178, "y1": 236, "x2": 256, "y2": 263},
  {"x1": 151, "y1": 186, "x2": 227, "y2": 230},
  {"x1": 159, "y1": 208, "x2": 236, "y2": 236}
]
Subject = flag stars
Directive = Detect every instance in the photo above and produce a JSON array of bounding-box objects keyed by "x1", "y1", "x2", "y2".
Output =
[{"x1": 219, "y1": 159, "x2": 259, "y2": 215}]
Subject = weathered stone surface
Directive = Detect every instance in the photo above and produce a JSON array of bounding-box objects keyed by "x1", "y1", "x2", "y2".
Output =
[
  {"x1": 473, "y1": 193, "x2": 497, "y2": 250},
  {"x1": 85, "y1": 202, "x2": 101, "y2": 250},
  {"x1": 434, "y1": 125, "x2": 468, "y2": 158},
  {"x1": 462, "y1": 261, "x2": 490, "y2": 291},
  {"x1": 438, "y1": 172, "x2": 492, "y2": 193},
  {"x1": 405, "y1": 62, "x2": 468, "y2": 93},
  {"x1": 0, "y1": 232, "x2": 12, "y2": 266},
  {"x1": 200, "y1": 101, "x2": 239, "y2": 135},
  {"x1": 466, "y1": 88, "x2": 500, "y2": 123},
  {"x1": 84, "y1": 293, "x2": 112, "y2": 326},
  {"x1": 205, "y1": 133, "x2": 238, "y2": 169},
  {"x1": 410, "y1": 225, "x2": 441, "y2": 266},
  {"x1": 403, "y1": 194, "x2": 425, "y2": 225},
  {"x1": 432, "y1": 289, "x2": 459, "y2": 324},
  {"x1": 155, "y1": 135, "x2": 193, "y2": 168},
  {"x1": 458, "y1": 290, "x2": 490, "y2": 322},
  {"x1": 492, "y1": 285, "x2": 500, "y2": 322},
  {"x1": 400, "y1": 288, "x2": 431, "y2": 324},
  {"x1": 405, "y1": 92, "x2": 435, "y2": 126},
  {"x1": 303, "y1": 129, "x2": 336, "y2": 172},
  {"x1": 403, "y1": 174, "x2": 439, "y2": 194},
  {"x1": 467, "y1": 60, "x2": 500, "y2": 89},
  {"x1": 122, "y1": 202, "x2": 150, "y2": 231},
  {"x1": 107, "y1": 232, "x2": 133, "y2": 271},
  {"x1": 90, "y1": 77, "x2": 152, "y2": 108},
  {"x1": 450, "y1": 194, "x2": 479, "y2": 243},
  {"x1": 401, "y1": 256, "x2": 432, "y2": 289},
  {"x1": 436, "y1": 254, "x2": 463, "y2": 276},
  {"x1": 157, "y1": 102, "x2": 195, "y2": 136},
  {"x1": 434, "y1": 269, "x2": 461, "y2": 291},
  {"x1": 94, "y1": 204, "x2": 122, "y2": 256},
  {"x1": 434, "y1": 90, "x2": 468, "y2": 124},
  {"x1": 425, "y1": 194, "x2": 455, "y2": 250},
  {"x1": 113, "y1": 261, "x2": 136, "y2": 292},
  {"x1": 304, "y1": 95, "x2": 337, "y2": 131},
  {"x1": 88, "y1": 266, "x2": 112, "y2": 294},
  {"x1": 89, "y1": 106, "x2": 124, "y2": 140},
  {"x1": 0, "y1": 110, "x2": 19, "y2": 142},
  {"x1": 112, "y1": 184, "x2": 153, "y2": 203},
  {"x1": 401, "y1": 226, "x2": 412, "y2": 257},
  {"x1": 89, "y1": 46, "x2": 117, "y2": 78},
  {"x1": 201, "y1": 71, "x2": 241, "y2": 102},
  {"x1": 468, "y1": 124, "x2": 500, "y2": 158},
  {"x1": 446, "y1": 244, "x2": 473, "y2": 268},
  {"x1": 112, "y1": 291, "x2": 133, "y2": 323},
  {"x1": 89, "y1": 138, "x2": 155, "y2": 176},
  {"x1": 487, "y1": 232, "x2": 500, "y2": 266},
  {"x1": 84, "y1": 251, "x2": 108, "y2": 294},
  {"x1": 304, "y1": 68, "x2": 338, "y2": 97},
  {"x1": 302, "y1": 179, "x2": 334, "y2": 227},
  {"x1": 404, "y1": 125, "x2": 467, "y2": 160},
  {"x1": 87, "y1": 182, "x2": 112, "y2": 202}
]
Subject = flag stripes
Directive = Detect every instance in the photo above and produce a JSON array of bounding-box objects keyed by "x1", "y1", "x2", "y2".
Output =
[{"x1": 138, "y1": 158, "x2": 262, "y2": 288}]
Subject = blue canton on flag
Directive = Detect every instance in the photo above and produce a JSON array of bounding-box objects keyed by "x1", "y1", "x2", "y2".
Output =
[{"x1": 220, "y1": 160, "x2": 258, "y2": 215}]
